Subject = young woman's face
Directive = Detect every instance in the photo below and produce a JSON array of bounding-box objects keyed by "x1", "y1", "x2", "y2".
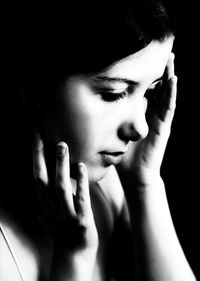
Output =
[{"x1": 44, "y1": 37, "x2": 174, "y2": 182}]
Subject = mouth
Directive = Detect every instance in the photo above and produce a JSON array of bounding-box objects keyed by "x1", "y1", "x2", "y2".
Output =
[{"x1": 100, "y1": 151, "x2": 126, "y2": 166}]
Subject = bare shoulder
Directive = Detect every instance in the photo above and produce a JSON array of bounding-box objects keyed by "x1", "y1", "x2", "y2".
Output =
[
  {"x1": 0, "y1": 207, "x2": 52, "y2": 281},
  {"x1": 98, "y1": 166, "x2": 125, "y2": 217}
]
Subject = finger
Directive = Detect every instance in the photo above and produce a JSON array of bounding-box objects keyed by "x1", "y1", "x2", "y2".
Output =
[
  {"x1": 75, "y1": 163, "x2": 92, "y2": 218},
  {"x1": 32, "y1": 131, "x2": 48, "y2": 186},
  {"x1": 164, "y1": 75, "x2": 177, "y2": 123},
  {"x1": 56, "y1": 142, "x2": 75, "y2": 216},
  {"x1": 159, "y1": 75, "x2": 177, "y2": 123},
  {"x1": 166, "y1": 52, "x2": 175, "y2": 80}
]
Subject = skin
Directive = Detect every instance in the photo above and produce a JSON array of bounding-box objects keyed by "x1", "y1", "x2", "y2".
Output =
[
  {"x1": 34, "y1": 36, "x2": 180, "y2": 280},
  {"x1": 0, "y1": 33, "x2": 195, "y2": 281},
  {"x1": 9, "y1": 35, "x2": 196, "y2": 280},
  {"x1": 43, "y1": 37, "x2": 174, "y2": 183}
]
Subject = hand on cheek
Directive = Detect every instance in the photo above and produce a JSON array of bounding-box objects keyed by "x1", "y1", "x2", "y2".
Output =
[{"x1": 32, "y1": 132, "x2": 98, "y2": 279}]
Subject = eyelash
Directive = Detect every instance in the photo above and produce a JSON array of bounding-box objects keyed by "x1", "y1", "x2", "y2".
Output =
[
  {"x1": 97, "y1": 81, "x2": 162, "y2": 103},
  {"x1": 98, "y1": 90, "x2": 128, "y2": 102}
]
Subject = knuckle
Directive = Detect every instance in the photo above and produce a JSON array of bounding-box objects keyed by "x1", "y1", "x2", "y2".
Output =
[
  {"x1": 56, "y1": 176, "x2": 70, "y2": 192},
  {"x1": 56, "y1": 175, "x2": 66, "y2": 189},
  {"x1": 77, "y1": 208, "x2": 94, "y2": 228},
  {"x1": 170, "y1": 52, "x2": 175, "y2": 61},
  {"x1": 171, "y1": 103, "x2": 176, "y2": 111},
  {"x1": 167, "y1": 101, "x2": 176, "y2": 112},
  {"x1": 34, "y1": 172, "x2": 45, "y2": 186},
  {"x1": 77, "y1": 192, "x2": 86, "y2": 203},
  {"x1": 166, "y1": 104, "x2": 176, "y2": 112},
  {"x1": 163, "y1": 124, "x2": 171, "y2": 137},
  {"x1": 76, "y1": 217, "x2": 88, "y2": 232},
  {"x1": 56, "y1": 154, "x2": 65, "y2": 166}
]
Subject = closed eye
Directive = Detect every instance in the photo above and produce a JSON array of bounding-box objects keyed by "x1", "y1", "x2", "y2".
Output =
[
  {"x1": 97, "y1": 88, "x2": 128, "y2": 102},
  {"x1": 91, "y1": 75, "x2": 133, "y2": 102}
]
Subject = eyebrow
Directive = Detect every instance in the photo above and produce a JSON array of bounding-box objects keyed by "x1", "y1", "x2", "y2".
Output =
[{"x1": 94, "y1": 75, "x2": 163, "y2": 86}]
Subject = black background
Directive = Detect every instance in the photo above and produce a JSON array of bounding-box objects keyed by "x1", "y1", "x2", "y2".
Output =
[
  {"x1": 1, "y1": 1, "x2": 199, "y2": 279},
  {"x1": 161, "y1": 1, "x2": 199, "y2": 279}
]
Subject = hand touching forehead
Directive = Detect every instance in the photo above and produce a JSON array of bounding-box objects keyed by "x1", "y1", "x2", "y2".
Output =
[{"x1": 99, "y1": 37, "x2": 174, "y2": 90}]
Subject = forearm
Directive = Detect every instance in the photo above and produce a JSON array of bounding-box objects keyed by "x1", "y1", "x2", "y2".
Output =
[{"x1": 128, "y1": 178, "x2": 196, "y2": 281}]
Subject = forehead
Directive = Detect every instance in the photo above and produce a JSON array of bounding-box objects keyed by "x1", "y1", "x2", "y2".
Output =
[{"x1": 99, "y1": 37, "x2": 174, "y2": 84}]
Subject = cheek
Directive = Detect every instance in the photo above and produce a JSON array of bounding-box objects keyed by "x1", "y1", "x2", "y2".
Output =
[
  {"x1": 64, "y1": 105, "x2": 98, "y2": 159},
  {"x1": 54, "y1": 89, "x2": 108, "y2": 161}
]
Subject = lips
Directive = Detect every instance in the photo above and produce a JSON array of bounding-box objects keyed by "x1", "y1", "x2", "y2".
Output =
[{"x1": 100, "y1": 151, "x2": 125, "y2": 166}]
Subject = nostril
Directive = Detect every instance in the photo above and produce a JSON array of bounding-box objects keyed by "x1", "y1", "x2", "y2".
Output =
[{"x1": 118, "y1": 123, "x2": 142, "y2": 142}]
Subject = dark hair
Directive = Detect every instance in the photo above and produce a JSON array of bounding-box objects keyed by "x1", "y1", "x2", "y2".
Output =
[
  {"x1": 5, "y1": 0, "x2": 176, "y2": 77},
  {"x1": 2, "y1": 0, "x2": 177, "y2": 120},
  {"x1": 0, "y1": 0, "x2": 178, "y2": 216},
  {"x1": 31, "y1": 0, "x2": 176, "y2": 77}
]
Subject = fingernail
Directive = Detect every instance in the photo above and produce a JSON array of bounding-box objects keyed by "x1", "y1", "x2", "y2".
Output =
[
  {"x1": 32, "y1": 130, "x2": 43, "y2": 150},
  {"x1": 78, "y1": 163, "x2": 85, "y2": 173},
  {"x1": 56, "y1": 142, "x2": 67, "y2": 156}
]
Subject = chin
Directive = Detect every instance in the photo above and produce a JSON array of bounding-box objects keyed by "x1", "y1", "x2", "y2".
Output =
[
  {"x1": 87, "y1": 164, "x2": 110, "y2": 183},
  {"x1": 70, "y1": 162, "x2": 110, "y2": 183}
]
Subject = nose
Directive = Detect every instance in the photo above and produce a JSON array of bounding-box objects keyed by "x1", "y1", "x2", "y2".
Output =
[{"x1": 118, "y1": 99, "x2": 149, "y2": 142}]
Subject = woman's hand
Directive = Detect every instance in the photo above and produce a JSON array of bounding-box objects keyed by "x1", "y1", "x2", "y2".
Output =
[
  {"x1": 32, "y1": 134, "x2": 98, "y2": 280},
  {"x1": 119, "y1": 53, "x2": 177, "y2": 188}
]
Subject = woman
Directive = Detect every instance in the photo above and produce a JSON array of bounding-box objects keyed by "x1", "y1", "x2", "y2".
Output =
[{"x1": 0, "y1": 1, "x2": 197, "y2": 280}]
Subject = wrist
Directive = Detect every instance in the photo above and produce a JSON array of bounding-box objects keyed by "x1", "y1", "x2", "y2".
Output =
[
  {"x1": 134, "y1": 176, "x2": 165, "y2": 192},
  {"x1": 50, "y1": 249, "x2": 97, "y2": 281},
  {"x1": 71, "y1": 250, "x2": 97, "y2": 279},
  {"x1": 117, "y1": 163, "x2": 163, "y2": 188},
  {"x1": 124, "y1": 176, "x2": 166, "y2": 211}
]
